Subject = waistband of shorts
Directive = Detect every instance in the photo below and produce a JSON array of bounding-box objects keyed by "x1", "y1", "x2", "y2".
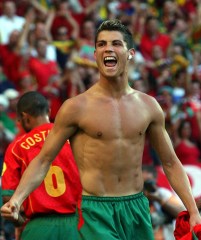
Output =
[
  {"x1": 31, "y1": 212, "x2": 76, "y2": 219},
  {"x1": 82, "y1": 192, "x2": 144, "y2": 202}
]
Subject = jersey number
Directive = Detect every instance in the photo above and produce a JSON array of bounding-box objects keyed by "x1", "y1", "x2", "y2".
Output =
[{"x1": 44, "y1": 166, "x2": 66, "y2": 197}]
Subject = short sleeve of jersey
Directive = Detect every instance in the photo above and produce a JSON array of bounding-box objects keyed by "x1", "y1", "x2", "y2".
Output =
[{"x1": 1, "y1": 138, "x2": 23, "y2": 196}]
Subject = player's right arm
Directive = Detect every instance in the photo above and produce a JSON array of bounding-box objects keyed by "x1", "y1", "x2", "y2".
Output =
[{"x1": 1, "y1": 140, "x2": 27, "y2": 228}]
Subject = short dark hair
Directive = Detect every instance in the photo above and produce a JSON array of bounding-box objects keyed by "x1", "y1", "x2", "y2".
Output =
[
  {"x1": 145, "y1": 15, "x2": 158, "y2": 25},
  {"x1": 95, "y1": 19, "x2": 134, "y2": 50},
  {"x1": 17, "y1": 91, "x2": 49, "y2": 117},
  {"x1": 177, "y1": 120, "x2": 191, "y2": 138}
]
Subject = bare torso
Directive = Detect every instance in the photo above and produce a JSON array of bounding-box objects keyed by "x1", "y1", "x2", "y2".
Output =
[{"x1": 70, "y1": 84, "x2": 155, "y2": 196}]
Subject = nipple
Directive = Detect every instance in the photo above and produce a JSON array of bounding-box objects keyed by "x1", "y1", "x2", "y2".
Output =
[{"x1": 97, "y1": 132, "x2": 102, "y2": 137}]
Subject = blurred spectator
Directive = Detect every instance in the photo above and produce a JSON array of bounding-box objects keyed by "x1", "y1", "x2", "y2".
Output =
[
  {"x1": 170, "y1": 17, "x2": 192, "y2": 58},
  {"x1": 142, "y1": 165, "x2": 185, "y2": 240},
  {"x1": 142, "y1": 138, "x2": 154, "y2": 166},
  {"x1": 171, "y1": 69, "x2": 188, "y2": 105},
  {"x1": 0, "y1": 1, "x2": 25, "y2": 44},
  {"x1": 106, "y1": 0, "x2": 135, "y2": 22},
  {"x1": 130, "y1": 63, "x2": 158, "y2": 97},
  {"x1": 145, "y1": 45, "x2": 172, "y2": 95},
  {"x1": 180, "y1": 0, "x2": 198, "y2": 23},
  {"x1": 0, "y1": 94, "x2": 15, "y2": 174},
  {"x1": 0, "y1": 119, "x2": 14, "y2": 175},
  {"x1": 17, "y1": 70, "x2": 37, "y2": 95},
  {"x1": 174, "y1": 119, "x2": 201, "y2": 165},
  {"x1": 50, "y1": 0, "x2": 79, "y2": 42},
  {"x1": 70, "y1": 17, "x2": 99, "y2": 90},
  {"x1": 189, "y1": 47, "x2": 201, "y2": 82},
  {"x1": 28, "y1": 38, "x2": 62, "y2": 121},
  {"x1": 2, "y1": 88, "x2": 23, "y2": 139},
  {"x1": 20, "y1": 14, "x2": 57, "y2": 61},
  {"x1": 184, "y1": 80, "x2": 201, "y2": 147},
  {"x1": 130, "y1": 1, "x2": 151, "y2": 47},
  {"x1": 52, "y1": 25, "x2": 78, "y2": 70},
  {"x1": 186, "y1": 80, "x2": 201, "y2": 111},
  {"x1": 157, "y1": 86, "x2": 181, "y2": 140},
  {"x1": 139, "y1": 15, "x2": 172, "y2": 60},
  {"x1": 0, "y1": 64, "x2": 15, "y2": 94},
  {"x1": 17, "y1": 7, "x2": 56, "y2": 62},
  {"x1": 167, "y1": 43, "x2": 190, "y2": 79},
  {"x1": 0, "y1": 30, "x2": 23, "y2": 86},
  {"x1": 132, "y1": 79, "x2": 148, "y2": 93},
  {"x1": 60, "y1": 61, "x2": 86, "y2": 100},
  {"x1": 31, "y1": 21, "x2": 57, "y2": 61},
  {"x1": 34, "y1": 0, "x2": 54, "y2": 11},
  {"x1": 142, "y1": 138, "x2": 161, "y2": 166},
  {"x1": 70, "y1": 0, "x2": 99, "y2": 25},
  {"x1": 28, "y1": 38, "x2": 60, "y2": 92},
  {"x1": 128, "y1": 49, "x2": 145, "y2": 81},
  {"x1": 161, "y1": 1, "x2": 184, "y2": 33},
  {"x1": 29, "y1": 0, "x2": 50, "y2": 22},
  {"x1": 3, "y1": 88, "x2": 19, "y2": 120},
  {"x1": 0, "y1": 94, "x2": 16, "y2": 135},
  {"x1": 73, "y1": 18, "x2": 97, "y2": 68}
]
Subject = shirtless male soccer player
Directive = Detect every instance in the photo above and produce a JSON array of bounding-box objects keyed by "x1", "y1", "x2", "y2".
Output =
[{"x1": 1, "y1": 19, "x2": 201, "y2": 240}]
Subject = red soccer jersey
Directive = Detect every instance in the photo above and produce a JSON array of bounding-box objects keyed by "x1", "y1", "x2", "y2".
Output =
[
  {"x1": 2, "y1": 123, "x2": 82, "y2": 218},
  {"x1": 139, "y1": 33, "x2": 171, "y2": 60},
  {"x1": 28, "y1": 57, "x2": 59, "y2": 91}
]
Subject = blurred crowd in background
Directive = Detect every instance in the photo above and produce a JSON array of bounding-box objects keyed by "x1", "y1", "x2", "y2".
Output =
[{"x1": 0, "y1": 0, "x2": 201, "y2": 239}]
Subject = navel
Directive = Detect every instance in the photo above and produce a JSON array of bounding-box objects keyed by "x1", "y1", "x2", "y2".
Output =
[{"x1": 139, "y1": 131, "x2": 142, "y2": 136}]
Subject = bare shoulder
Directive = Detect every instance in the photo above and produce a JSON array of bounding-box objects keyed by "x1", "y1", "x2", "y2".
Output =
[
  {"x1": 58, "y1": 95, "x2": 85, "y2": 120},
  {"x1": 133, "y1": 90, "x2": 165, "y2": 126},
  {"x1": 62, "y1": 92, "x2": 87, "y2": 111},
  {"x1": 135, "y1": 90, "x2": 163, "y2": 112},
  {"x1": 55, "y1": 87, "x2": 94, "y2": 125}
]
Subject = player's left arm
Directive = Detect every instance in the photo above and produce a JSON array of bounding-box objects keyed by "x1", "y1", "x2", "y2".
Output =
[{"x1": 146, "y1": 97, "x2": 201, "y2": 227}]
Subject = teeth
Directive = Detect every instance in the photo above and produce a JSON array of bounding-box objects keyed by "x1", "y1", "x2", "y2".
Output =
[{"x1": 104, "y1": 57, "x2": 116, "y2": 61}]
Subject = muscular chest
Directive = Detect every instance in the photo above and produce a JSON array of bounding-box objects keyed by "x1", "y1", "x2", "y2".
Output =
[{"x1": 79, "y1": 98, "x2": 150, "y2": 140}]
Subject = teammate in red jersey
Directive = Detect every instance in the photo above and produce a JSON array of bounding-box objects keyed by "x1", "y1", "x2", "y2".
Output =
[{"x1": 1, "y1": 91, "x2": 82, "y2": 240}]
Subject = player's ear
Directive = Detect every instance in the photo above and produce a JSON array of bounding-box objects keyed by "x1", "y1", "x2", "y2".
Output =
[
  {"x1": 21, "y1": 112, "x2": 27, "y2": 119},
  {"x1": 127, "y1": 48, "x2": 135, "y2": 60},
  {"x1": 22, "y1": 112, "x2": 30, "y2": 123}
]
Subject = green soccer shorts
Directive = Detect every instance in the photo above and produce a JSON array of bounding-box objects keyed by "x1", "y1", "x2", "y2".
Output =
[{"x1": 79, "y1": 192, "x2": 154, "y2": 240}]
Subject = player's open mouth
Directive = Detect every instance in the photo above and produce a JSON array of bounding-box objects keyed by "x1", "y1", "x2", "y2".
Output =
[{"x1": 104, "y1": 56, "x2": 117, "y2": 67}]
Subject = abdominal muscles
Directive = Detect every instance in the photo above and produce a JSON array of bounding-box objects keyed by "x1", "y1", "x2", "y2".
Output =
[{"x1": 73, "y1": 136, "x2": 145, "y2": 196}]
